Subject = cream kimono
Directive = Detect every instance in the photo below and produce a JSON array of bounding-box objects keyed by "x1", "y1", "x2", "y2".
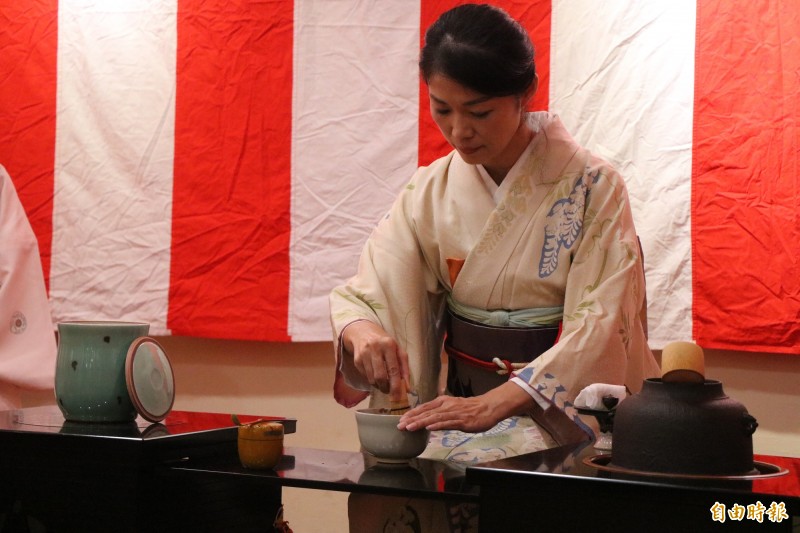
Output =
[{"x1": 330, "y1": 113, "x2": 659, "y2": 431}]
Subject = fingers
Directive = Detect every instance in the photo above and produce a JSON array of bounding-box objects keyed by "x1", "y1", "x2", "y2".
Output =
[
  {"x1": 401, "y1": 409, "x2": 464, "y2": 432},
  {"x1": 388, "y1": 365, "x2": 406, "y2": 403},
  {"x1": 398, "y1": 396, "x2": 454, "y2": 431},
  {"x1": 372, "y1": 344, "x2": 402, "y2": 395},
  {"x1": 349, "y1": 324, "x2": 408, "y2": 396},
  {"x1": 397, "y1": 395, "x2": 497, "y2": 433}
]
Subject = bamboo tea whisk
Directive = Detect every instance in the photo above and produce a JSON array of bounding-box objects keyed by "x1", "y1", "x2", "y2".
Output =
[{"x1": 388, "y1": 379, "x2": 410, "y2": 415}]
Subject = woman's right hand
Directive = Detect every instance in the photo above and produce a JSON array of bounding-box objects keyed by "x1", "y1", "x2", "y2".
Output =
[{"x1": 342, "y1": 320, "x2": 409, "y2": 401}]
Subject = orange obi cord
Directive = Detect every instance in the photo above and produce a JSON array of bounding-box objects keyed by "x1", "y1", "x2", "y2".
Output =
[{"x1": 444, "y1": 340, "x2": 523, "y2": 378}]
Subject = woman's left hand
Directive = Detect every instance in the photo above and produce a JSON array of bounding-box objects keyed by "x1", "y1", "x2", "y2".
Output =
[{"x1": 397, "y1": 381, "x2": 534, "y2": 433}]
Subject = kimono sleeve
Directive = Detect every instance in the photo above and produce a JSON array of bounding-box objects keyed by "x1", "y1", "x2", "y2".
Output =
[
  {"x1": 0, "y1": 165, "x2": 57, "y2": 410},
  {"x1": 329, "y1": 169, "x2": 447, "y2": 408}
]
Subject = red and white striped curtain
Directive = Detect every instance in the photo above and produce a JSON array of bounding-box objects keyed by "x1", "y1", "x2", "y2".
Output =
[{"x1": 1, "y1": 0, "x2": 798, "y2": 353}]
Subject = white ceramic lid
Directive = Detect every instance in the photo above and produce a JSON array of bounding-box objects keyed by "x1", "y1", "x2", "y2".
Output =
[{"x1": 125, "y1": 336, "x2": 175, "y2": 423}]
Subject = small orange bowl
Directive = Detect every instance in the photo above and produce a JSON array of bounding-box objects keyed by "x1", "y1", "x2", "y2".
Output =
[{"x1": 238, "y1": 421, "x2": 284, "y2": 469}]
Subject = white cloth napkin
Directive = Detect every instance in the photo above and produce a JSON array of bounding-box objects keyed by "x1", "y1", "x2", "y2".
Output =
[{"x1": 574, "y1": 383, "x2": 627, "y2": 410}]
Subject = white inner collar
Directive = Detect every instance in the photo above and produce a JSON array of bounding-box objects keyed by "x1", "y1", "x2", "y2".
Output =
[{"x1": 476, "y1": 135, "x2": 537, "y2": 205}]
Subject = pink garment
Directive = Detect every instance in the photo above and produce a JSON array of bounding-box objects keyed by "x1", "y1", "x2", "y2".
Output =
[{"x1": 0, "y1": 165, "x2": 57, "y2": 409}]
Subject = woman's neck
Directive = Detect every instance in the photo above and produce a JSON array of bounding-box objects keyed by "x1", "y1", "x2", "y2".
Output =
[{"x1": 484, "y1": 122, "x2": 535, "y2": 185}]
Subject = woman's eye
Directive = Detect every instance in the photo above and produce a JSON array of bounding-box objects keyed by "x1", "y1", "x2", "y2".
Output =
[
  {"x1": 435, "y1": 108, "x2": 451, "y2": 116},
  {"x1": 472, "y1": 110, "x2": 491, "y2": 119}
]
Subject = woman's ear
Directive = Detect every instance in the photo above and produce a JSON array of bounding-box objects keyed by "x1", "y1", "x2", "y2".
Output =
[{"x1": 523, "y1": 74, "x2": 539, "y2": 109}]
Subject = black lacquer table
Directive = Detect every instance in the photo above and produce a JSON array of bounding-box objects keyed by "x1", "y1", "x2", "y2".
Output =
[
  {"x1": 169, "y1": 445, "x2": 479, "y2": 502},
  {"x1": 0, "y1": 406, "x2": 475, "y2": 532},
  {"x1": 468, "y1": 440, "x2": 800, "y2": 532},
  {"x1": 0, "y1": 405, "x2": 295, "y2": 532},
  {"x1": 2, "y1": 405, "x2": 798, "y2": 532}
]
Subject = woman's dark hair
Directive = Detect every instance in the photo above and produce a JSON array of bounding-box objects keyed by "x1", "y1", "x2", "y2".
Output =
[{"x1": 419, "y1": 3, "x2": 536, "y2": 97}]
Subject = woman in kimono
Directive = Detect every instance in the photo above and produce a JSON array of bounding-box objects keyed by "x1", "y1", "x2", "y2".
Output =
[{"x1": 330, "y1": 4, "x2": 660, "y2": 531}]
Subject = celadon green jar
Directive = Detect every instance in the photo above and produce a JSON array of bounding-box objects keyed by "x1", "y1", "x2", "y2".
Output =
[{"x1": 55, "y1": 321, "x2": 149, "y2": 422}]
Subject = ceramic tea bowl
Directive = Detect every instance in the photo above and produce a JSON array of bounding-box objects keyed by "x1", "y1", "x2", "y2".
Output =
[{"x1": 355, "y1": 408, "x2": 430, "y2": 463}]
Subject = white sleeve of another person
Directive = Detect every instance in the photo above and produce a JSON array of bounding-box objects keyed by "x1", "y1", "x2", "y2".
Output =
[{"x1": 0, "y1": 165, "x2": 57, "y2": 411}]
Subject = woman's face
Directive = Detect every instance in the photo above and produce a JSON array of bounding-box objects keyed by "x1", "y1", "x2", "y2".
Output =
[{"x1": 427, "y1": 73, "x2": 532, "y2": 182}]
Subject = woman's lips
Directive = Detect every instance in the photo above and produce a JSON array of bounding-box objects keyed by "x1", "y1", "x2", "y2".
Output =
[{"x1": 459, "y1": 146, "x2": 480, "y2": 155}]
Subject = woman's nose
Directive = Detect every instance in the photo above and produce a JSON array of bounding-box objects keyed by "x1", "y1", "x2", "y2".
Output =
[{"x1": 450, "y1": 114, "x2": 474, "y2": 140}]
